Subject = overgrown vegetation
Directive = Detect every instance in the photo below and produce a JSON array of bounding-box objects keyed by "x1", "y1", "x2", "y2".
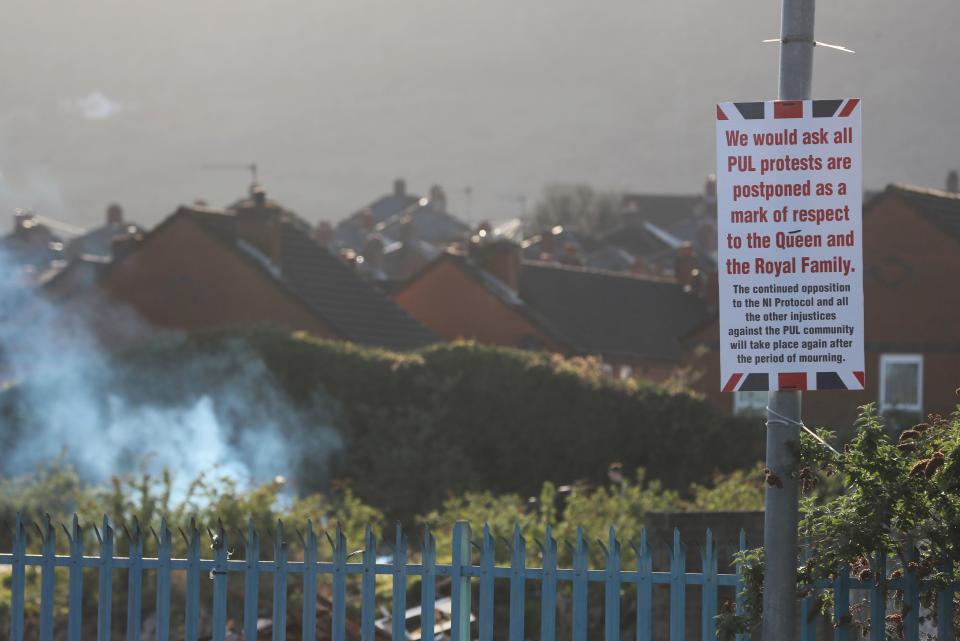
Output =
[
  {"x1": 0, "y1": 462, "x2": 764, "y2": 639},
  {"x1": 721, "y1": 404, "x2": 960, "y2": 639},
  {"x1": 105, "y1": 328, "x2": 762, "y2": 522}
]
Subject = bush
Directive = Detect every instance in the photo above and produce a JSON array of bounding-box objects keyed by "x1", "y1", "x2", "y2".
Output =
[{"x1": 9, "y1": 327, "x2": 764, "y2": 521}]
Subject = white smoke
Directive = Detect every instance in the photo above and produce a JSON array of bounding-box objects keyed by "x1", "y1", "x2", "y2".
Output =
[{"x1": 0, "y1": 246, "x2": 342, "y2": 493}]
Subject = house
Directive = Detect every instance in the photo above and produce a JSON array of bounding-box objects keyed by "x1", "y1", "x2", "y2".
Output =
[
  {"x1": 334, "y1": 178, "x2": 421, "y2": 251},
  {"x1": 66, "y1": 203, "x2": 145, "y2": 260},
  {"x1": 374, "y1": 185, "x2": 471, "y2": 247},
  {"x1": 47, "y1": 186, "x2": 436, "y2": 351},
  {"x1": 685, "y1": 177, "x2": 960, "y2": 428},
  {"x1": 392, "y1": 238, "x2": 711, "y2": 379},
  {"x1": 1, "y1": 210, "x2": 66, "y2": 279}
]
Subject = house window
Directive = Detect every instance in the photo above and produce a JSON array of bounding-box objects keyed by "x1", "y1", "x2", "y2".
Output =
[
  {"x1": 734, "y1": 391, "x2": 768, "y2": 415},
  {"x1": 879, "y1": 354, "x2": 923, "y2": 414}
]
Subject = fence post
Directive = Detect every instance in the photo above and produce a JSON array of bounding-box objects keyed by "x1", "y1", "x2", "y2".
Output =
[
  {"x1": 735, "y1": 530, "x2": 748, "y2": 641},
  {"x1": 869, "y1": 552, "x2": 886, "y2": 641},
  {"x1": 361, "y1": 525, "x2": 378, "y2": 641},
  {"x1": 302, "y1": 521, "x2": 319, "y2": 641},
  {"x1": 572, "y1": 527, "x2": 588, "y2": 641},
  {"x1": 38, "y1": 514, "x2": 56, "y2": 641},
  {"x1": 155, "y1": 519, "x2": 172, "y2": 641},
  {"x1": 635, "y1": 529, "x2": 652, "y2": 641},
  {"x1": 243, "y1": 520, "x2": 261, "y2": 641},
  {"x1": 125, "y1": 517, "x2": 143, "y2": 641},
  {"x1": 331, "y1": 524, "x2": 347, "y2": 641},
  {"x1": 669, "y1": 529, "x2": 686, "y2": 641},
  {"x1": 451, "y1": 522, "x2": 473, "y2": 641},
  {"x1": 211, "y1": 521, "x2": 228, "y2": 641},
  {"x1": 700, "y1": 529, "x2": 718, "y2": 641},
  {"x1": 10, "y1": 513, "x2": 26, "y2": 641},
  {"x1": 539, "y1": 525, "x2": 557, "y2": 641},
  {"x1": 392, "y1": 524, "x2": 408, "y2": 641},
  {"x1": 603, "y1": 527, "x2": 621, "y2": 641},
  {"x1": 937, "y1": 556, "x2": 955, "y2": 641},
  {"x1": 273, "y1": 520, "x2": 289, "y2": 641},
  {"x1": 421, "y1": 526, "x2": 437, "y2": 641},
  {"x1": 479, "y1": 525, "x2": 495, "y2": 641},
  {"x1": 183, "y1": 518, "x2": 201, "y2": 641},
  {"x1": 832, "y1": 567, "x2": 850, "y2": 641},
  {"x1": 904, "y1": 549, "x2": 920, "y2": 641},
  {"x1": 67, "y1": 514, "x2": 84, "y2": 641},
  {"x1": 508, "y1": 524, "x2": 526, "y2": 641},
  {"x1": 97, "y1": 515, "x2": 115, "y2": 641}
]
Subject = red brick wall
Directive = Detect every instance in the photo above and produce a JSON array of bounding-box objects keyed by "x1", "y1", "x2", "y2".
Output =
[
  {"x1": 73, "y1": 215, "x2": 340, "y2": 345},
  {"x1": 393, "y1": 258, "x2": 565, "y2": 352},
  {"x1": 686, "y1": 192, "x2": 960, "y2": 428}
]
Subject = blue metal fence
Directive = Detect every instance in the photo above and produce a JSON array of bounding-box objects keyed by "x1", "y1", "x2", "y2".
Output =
[{"x1": 0, "y1": 514, "x2": 955, "y2": 641}]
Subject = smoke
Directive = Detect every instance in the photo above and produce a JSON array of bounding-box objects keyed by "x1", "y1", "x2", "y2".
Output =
[{"x1": 0, "y1": 246, "x2": 342, "y2": 495}]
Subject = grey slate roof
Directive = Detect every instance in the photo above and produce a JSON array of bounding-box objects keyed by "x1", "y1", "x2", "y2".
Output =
[
  {"x1": 180, "y1": 205, "x2": 437, "y2": 351},
  {"x1": 517, "y1": 261, "x2": 710, "y2": 362}
]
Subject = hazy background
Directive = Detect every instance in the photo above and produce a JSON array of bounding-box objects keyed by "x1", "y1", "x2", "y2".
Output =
[{"x1": 0, "y1": 0, "x2": 956, "y2": 228}]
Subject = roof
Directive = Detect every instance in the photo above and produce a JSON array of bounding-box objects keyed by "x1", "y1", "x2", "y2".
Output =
[
  {"x1": 881, "y1": 184, "x2": 960, "y2": 241},
  {"x1": 171, "y1": 204, "x2": 437, "y2": 351},
  {"x1": 518, "y1": 261, "x2": 710, "y2": 362},
  {"x1": 375, "y1": 200, "x2": 470, "y2": 246},
  {"x1": 400, "y1": 250, "x2": 710, "y2": 362},
  {"x1": 599, "y1": 224, "x2": 670, "y2": 257},
  {"x1": 67, "y1": 222, "x2": 146, "y2": 259},
  {"x1": 335, "y1": 193, "x2": 421, "y2": 249}
]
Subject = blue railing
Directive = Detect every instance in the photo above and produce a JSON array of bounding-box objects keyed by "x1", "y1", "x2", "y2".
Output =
[{"x1": 0, "y1": 514, "x2": 955, "y2": 641}]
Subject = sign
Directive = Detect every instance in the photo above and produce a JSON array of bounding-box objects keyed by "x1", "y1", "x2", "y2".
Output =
[{"x1": 715, "y1": 99, "x2": 864, "y2": 392}]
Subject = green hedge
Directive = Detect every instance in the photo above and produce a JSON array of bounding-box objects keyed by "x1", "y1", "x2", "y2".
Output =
[{"x1": 108, "y1": 327, "x2": 761, "y2": 520}]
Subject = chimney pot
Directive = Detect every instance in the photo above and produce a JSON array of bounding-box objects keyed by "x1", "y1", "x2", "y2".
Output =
[
  {"x1": 251, "y1": 185, "x2": 267, "y2": 207},
  {"x1": 428, "y1": 184, "x2": 447, "y2": 213},
  {"x1": 470, "y1": 238, "x2": 521, "y2": 291},
  {"x1": 947, "y1": 170, "x2": 959, "y2": 194},
  {"x1": 106, "y1": 203, "x2": 124, "y2": 226},
  {"x1": 394, "y1": 178, "x2": 406, "y2": 197}
]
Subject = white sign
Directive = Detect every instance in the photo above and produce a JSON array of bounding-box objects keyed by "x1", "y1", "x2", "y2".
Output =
[{"x1": 715, "y1": 99, "x2": 864, "y2": 392}]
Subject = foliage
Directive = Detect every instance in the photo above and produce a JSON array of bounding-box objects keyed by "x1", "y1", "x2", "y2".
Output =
[
  {"x1": 527, "y1": 183, "x2": 624, "y2": 236},
  {"x1": 719, "y1": 404, "x2": 960, "y2": 639},
  {"x1": 108, "y1": 328, "x2": 762, "y2": 522}
]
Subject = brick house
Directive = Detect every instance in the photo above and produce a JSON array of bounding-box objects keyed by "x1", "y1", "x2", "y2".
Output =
[
  {"x1": 392, "y1": 239, "x2": 711, "y2": 379},
  {"x1": 685, "y1": 181, "x2": 960, "y2": 428},
  {"x1": 46, "y1": 187, "x2": 436, "y2": 351}
]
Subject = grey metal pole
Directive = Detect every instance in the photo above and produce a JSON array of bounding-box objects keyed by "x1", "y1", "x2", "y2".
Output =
[{"x1": 763, "y1": 2, "x2": 815, "y2": 640}]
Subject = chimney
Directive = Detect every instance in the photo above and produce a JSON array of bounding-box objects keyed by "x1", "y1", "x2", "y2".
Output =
[
  {"x1": 314, "y1": 221, "x2": 335, "y2": 248},
  {"x1": 394, "y1": 178, "x2": 406, "y2": 197},
  {"x1": 111, "y1": 231, "x2": 144, "y2": 262},
  {"x1": 558, "y1": 242, "x2": 583, "y2": 267},
  {"x1": 236, "y1": 186, "x2": 283, "y2": 265},
  {"x1": 947, "y1": 170, "x2": 959, "y2": 194},
  {"x1": 398, "y1": 215, "x2": 415, "y2": 244},
  {"x1": 106, "y1": 203, "x2": 124, "y2": 226},
  {"x1": 362, "y1": 235, "x2": 385, "y2": 272},
  {"x1": 704, "y1": 174, "x2": 717, "y2": 202},
  {"x1": 675, "y1": 242, "x2": 697, "y2": 288},
  {"x1": 358, "y1": 208, "x2": 375, "y2": 232},
  {"x1": 428, "y1": 184, "x2": 447, "y2": 213},
  {"x1": 471, "y1": 238, "x2": 521, "y2": 291}
]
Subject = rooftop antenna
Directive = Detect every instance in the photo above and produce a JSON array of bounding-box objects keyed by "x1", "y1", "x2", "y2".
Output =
[{"x1": 200, "y1": 162, "x2": 259, "y2": 189}]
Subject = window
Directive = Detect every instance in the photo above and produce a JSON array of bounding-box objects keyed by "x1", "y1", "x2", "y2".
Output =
[
  {"x1": 879, "y1": 354, "x2": 923, "y2": 414},
  {"x1": 734, "y1": 390, "x2": 768, "y2": 415}
]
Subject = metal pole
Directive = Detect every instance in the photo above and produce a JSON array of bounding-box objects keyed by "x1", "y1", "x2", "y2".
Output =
[{"x1": 763, "y1": 2, "x2": 814, "y2": 640}]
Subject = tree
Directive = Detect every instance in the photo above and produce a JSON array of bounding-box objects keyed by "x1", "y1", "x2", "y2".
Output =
[{"x1": 528, "y1": 183, "x2": 623, "y2": 236}]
